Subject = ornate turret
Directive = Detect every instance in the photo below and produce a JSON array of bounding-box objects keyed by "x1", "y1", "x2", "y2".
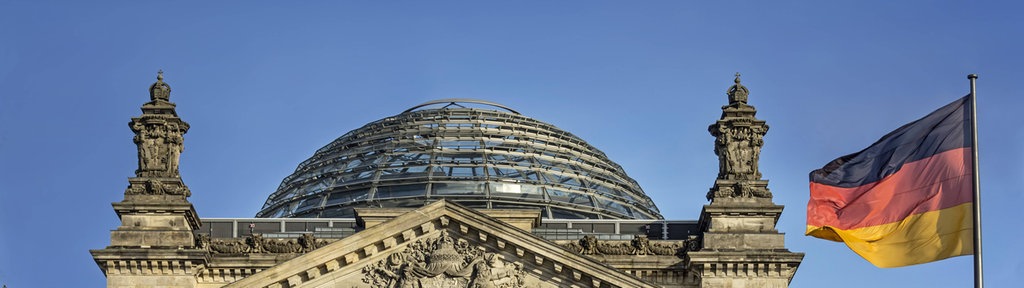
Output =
[
  {"x1": 707, "y1": 73, "x2": 771, "y2": 202},
  {"x1": 126, "y1": 70, "x2": 191, "y2": 194},
  {"x1": 92, "y1": 72, "x2": 207, "y2": 288},
  {"x1": 688, "y1": 74, "x2": 803, "y2": 287}
]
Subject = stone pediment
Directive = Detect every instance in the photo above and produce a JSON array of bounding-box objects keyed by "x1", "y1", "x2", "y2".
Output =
[{"x1": 223, "y1": 200, "x2": 658, "y2": 288}]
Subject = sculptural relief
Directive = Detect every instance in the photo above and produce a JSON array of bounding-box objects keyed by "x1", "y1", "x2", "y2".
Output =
[
  {"x1": 565, "y1": 234, "x2": 688, "y2": 257},
  {"x1": 713, "y1": 125, "x2": 766, "y2": 181},
  {"x1": 362, "y1": 230, "x2": 525, "y2": 288},
  {"x1": 201, "y1": 233, "x2": 327, "y2": 255},
  {"x1": 131, "y1": 120, "x2": 188, "y2": 177},
  {"x1": 165, "y1": 122, "x2": 184, "y2": 174}
]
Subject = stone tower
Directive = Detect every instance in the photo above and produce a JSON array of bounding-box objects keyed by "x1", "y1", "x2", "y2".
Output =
[
  {"x1": 91, "y1": 72, "x2": 208, "y2": 288},
  {"x1": 687, "y1": 74, "x2": 803, "y2": 287}
]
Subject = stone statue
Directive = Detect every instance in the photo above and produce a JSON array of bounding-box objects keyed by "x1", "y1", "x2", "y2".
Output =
[
  {"x1": 165, "y1": 123, "x2": 184, "y2": 175},
  {"x1": 630, "y1": 235, "x2": 652, "y2": 255}
]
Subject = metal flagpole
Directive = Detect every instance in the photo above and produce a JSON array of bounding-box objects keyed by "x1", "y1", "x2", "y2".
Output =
[{"x1": 968, "y1": 74, "x2": 983, "y2": 288}]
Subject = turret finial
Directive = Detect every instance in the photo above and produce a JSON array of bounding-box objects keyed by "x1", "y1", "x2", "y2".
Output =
[
  {"x1": 727, "y1": 72, "x2": 749, "y2": 104},
  {"x1": 149, "y1": 70, "x2": 171, "y2": 102}
]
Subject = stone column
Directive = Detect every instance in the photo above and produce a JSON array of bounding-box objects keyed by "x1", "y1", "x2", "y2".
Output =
[
  {"x1": 687, "y1": 74, "x2": 803, "y2": 288},
  {"x1": 91, "y1": 71, "x2": 208, "y2": 288}
]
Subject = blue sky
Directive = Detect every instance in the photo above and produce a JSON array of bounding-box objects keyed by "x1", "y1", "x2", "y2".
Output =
[{"x1": 1, "y1": 1, "x2": 1022, "y2": 287}]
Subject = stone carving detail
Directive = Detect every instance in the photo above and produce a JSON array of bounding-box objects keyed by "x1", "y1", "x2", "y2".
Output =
[
  {"x1": 129, "y1": 71, "x2": 190, "y2": 180},
  {"x1": 362, "y1": 230, "x2": 526, "y2": 288},
  {"x1": 565, "y1": 235, "x2": 691, "y2": 257},
  {"x1": 711, "y1": 125, "x2": 766, "y2": 181},
  {"x1": 706, "y1": 182, "x2": 772, "y2": 200},
  {"x1": 199, "y1": 233, "x2": 327, "y2": 254},
  {"x1": 131, "y1": 119, "x2": 188, "y2": 178},
  {"x1": 196, "y1": 233, "x2": 211, "y2": 250},
  {"x1": 124, "y1": 179, "x2": 191, "y2": 196},
  {"x1": 707, "y1": 73, "x2": 772, "y2": 201}
]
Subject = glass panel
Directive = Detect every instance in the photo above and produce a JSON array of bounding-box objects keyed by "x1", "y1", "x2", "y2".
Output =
[
  {"x1": 374, "y1": 184, "x2": 426, "y2": 199},
  {"x1": 325, "y1": 189, "x2": 370, "y2": 205},
  {"x1": 379, "y1": 167, "x2": 422, "y2": 180},
  {"x1": 455, "y1": 201, "x2": 488, "y2": 209},
  {"x1": 294, "y1": 210, "x2": 320, "y2": 218},
  {"x1": 432, "y1": 182, "x2": 485, "y2": 195},
  {"x1": 490, "y1": 182, "x2": 544, "y2": 199},
  {"x1": 595, "y1": 197, "x2": 633, "y2": 218},
  {"x1": 491, "y1": 167, "x2": 521, "y2": 178},
  {"x1": 551, "y1": 174, "x2": 581, "y2": 187},
  {"x1": 551, "y1": 208, "x2": 597, "y2": 219},
  {"x1": 320, "y1": 207, "x2": 355, "y2": 218},
  {"x1": 267, "y1": 207, "x2": 287, "y2": 218},
  {"x1": 451, "y1": 167, "x2": 475, "y2": 177},
  {"x1": 296, "y1": 196, "x2": 323, "y2": 212},
  {"x1": 546, "y1": 189, "x2": 593, "y2": 206},
  {"x1": 492, "y1": 202, "x2": 544, "y2": 212}
]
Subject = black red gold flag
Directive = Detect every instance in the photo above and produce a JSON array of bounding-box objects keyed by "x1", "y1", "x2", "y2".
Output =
[{"x1": 807, "y1": 96, "x2": 973, "y2": 268}]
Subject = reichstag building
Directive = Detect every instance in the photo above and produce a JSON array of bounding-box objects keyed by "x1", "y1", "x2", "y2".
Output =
[{"x1": 91, "y1": 72, "x2": 803, "y2": 287}]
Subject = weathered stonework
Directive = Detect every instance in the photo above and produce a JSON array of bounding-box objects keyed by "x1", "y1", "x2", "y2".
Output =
[
  {"x1": 91, "y1": 72, "x2": 207, "y2": 288},
  {"x1": 690, "y1": 73, "x2": 804, "y2": 287}
]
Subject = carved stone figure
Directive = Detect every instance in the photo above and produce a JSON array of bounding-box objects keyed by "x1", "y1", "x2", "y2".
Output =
[
  {"x1": 196, "y1": 234, "x2": 211, "y2": 250},
  {"x1": 630, "y1": 235, "x2": 652, "y2": 255},
  {"x1": 362, "y1": 230, "x2": 525, "y2": 288},
  {"x1": 247, "y1": 234, "x2": 266, "y2": 253},
  {"x1": 165, "y1": 123, "x2": 184, "y2": 175},
  {"x1": 299, "y1": 233, "x2": 319, "y2": 252},
  {"x1": 649, "y1": 242, "x2": 682, "y2": 256},
  {"x1": 566, "y1": 235, "x2": 690, "y2": 257},
  {"x1": 203, "y1": 233, "x2": 327, "y2": 255},
  {"x1": 579, "y1": 235, "x2": 600, "y2": 255},
  {"x1": 209, "y1": 238, "x2": 248, "y2": 254}
]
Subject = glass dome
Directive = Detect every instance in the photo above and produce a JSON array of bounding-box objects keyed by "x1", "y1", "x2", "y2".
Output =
[{"x1": 256, "y1": 99, "x2": 662, "y2": 219}]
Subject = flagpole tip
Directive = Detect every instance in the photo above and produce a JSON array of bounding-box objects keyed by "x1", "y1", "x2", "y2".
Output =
[{"x1": 968, "y1": 74, "x2": 978, "y2": 80}]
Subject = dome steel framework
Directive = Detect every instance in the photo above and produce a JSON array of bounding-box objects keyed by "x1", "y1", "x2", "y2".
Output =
[{"x1": 256, "y1": 99, "x2": 662, "y2": 219}]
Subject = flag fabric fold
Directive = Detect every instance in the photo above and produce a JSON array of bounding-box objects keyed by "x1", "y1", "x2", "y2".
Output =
[{"x1": 807, "y1": 96, "x2": 974, "y2": 268}]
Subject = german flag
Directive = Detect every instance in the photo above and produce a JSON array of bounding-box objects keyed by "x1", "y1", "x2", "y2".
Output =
[{"x1": 807, "y1": 96, "x2": 974, "y2": 268}]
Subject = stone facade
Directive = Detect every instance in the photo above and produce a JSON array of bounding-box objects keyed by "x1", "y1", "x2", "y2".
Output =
[{"x1": 91, "y1": 72, "x2": 802, "y2": 287}]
